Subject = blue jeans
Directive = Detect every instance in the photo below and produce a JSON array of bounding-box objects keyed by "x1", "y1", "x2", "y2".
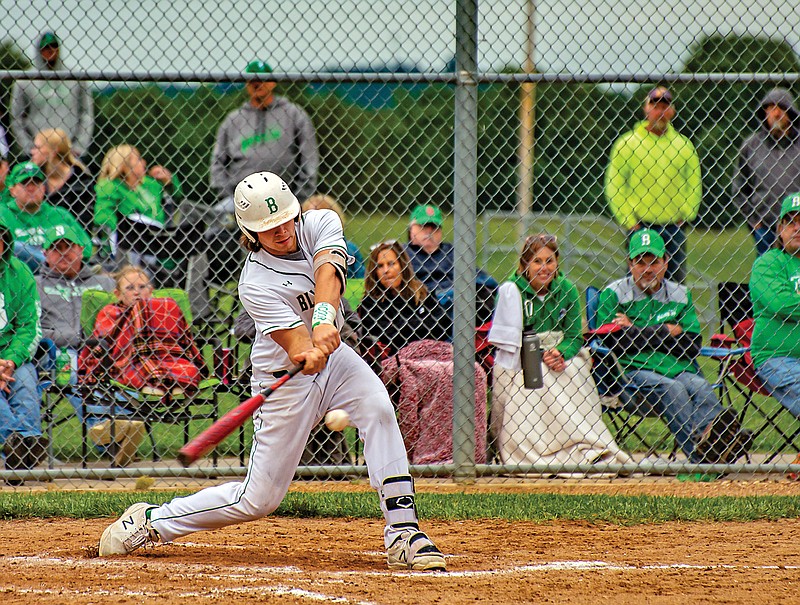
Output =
[
  {"x1": 0, "y1": 363, "x2": 42, "y2": 442},
  {"x1": 637, "y1": 223, "x2": 686, "y2": 283},
  {"x1": 752, "y1": 226, "x2": 776, "y2": 257},
  {"x1": 625, "y1": 369, "x2": 722, "y2": 461},
  {"x1": 757, "y1": 357, "x2": 800, "y2": 418}
]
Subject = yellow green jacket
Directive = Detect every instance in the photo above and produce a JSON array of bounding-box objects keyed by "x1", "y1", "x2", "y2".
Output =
[{"x1": 604, "y1": 121, "x2": 702, "y2": 230}]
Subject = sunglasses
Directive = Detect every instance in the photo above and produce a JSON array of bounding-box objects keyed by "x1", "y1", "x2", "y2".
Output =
[
  {"x1": 524, "y1": 234, "x2": 558, "y2": 247},
  {"x1": 369, "y1": 239, "x2": 399, "y2": 251}
]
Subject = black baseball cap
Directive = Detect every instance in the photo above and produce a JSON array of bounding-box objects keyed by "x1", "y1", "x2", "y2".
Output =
[{"x1": 647, "y1": 87, "x2": 673, "y2": 104}]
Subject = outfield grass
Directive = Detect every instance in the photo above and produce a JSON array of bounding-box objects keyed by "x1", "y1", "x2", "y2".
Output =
[{"x1": 2, "y1": 490, "x2": 800, "y2": 523}]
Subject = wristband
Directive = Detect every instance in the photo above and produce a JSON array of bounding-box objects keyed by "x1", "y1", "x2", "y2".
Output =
[{"x1": 312, "y1": 302, "x2": 336, "y2": 328}]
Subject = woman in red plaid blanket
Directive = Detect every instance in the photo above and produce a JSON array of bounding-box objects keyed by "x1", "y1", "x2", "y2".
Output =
[{"x1": 80, "y1": 265, "x2": 206, "y2": 396}]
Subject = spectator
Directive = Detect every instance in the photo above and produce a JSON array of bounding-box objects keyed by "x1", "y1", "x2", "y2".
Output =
[
  {"x1": 488, "y1": 234, "x2": 631, "y2": 469},
  {"x1": 79, "y1": 266, "x2": 208, "y2": 399},
  {"x1": 732, "y1": 88, "x2": 800, "y2": 256},
  {"x1": 604, "y1": 86, "x2": 701, "y2": 283},
  {"x1": 0, "y1": 214, "x2": 44, "y2": 484},
  {"x1": 30, "y1": 128, "x2": 94, "y2": 231},
  {"x1": 404, "y1": 202, "x2": 497, "y2": 325},
  {"x1": 302, "y1": 194, "x2": 364, "y2": 278},
  {"x1": 210, "y1": 60, "x2": 318, "y2": 204},
  {"x1": 94, "y1": 144, "x2": 182, "y2": 233},
  {"x1": 359, "y1": 240, "x2": 450, "y2": 355},
  {"x1": 35, "y1": 225, "x2": 143, "y2": 466},
  {"x1": 94, "y1": 145, "x2": 201, "y2": 282},
  {"x1": 750, "y1": 193, "x2": 800, "y2": 417},
  {"x1": 11, "y1": 32, "x2": 94, "y2": 158},
  {"x1": 1, "y1": 161, "x2": 92, "y2": 273},
  {"x1": 595, "y1": 229, "x2": 746, "y2": 463}
]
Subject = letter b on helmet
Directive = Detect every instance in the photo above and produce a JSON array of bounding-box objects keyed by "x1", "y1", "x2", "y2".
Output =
[{"x1": 234, "y1": 172, "x2": 300, "y2": 241}]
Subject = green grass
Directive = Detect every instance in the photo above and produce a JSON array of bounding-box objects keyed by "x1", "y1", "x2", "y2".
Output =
[{"x1": 2, "y1": 490, "x2": 800, "y2": 523}]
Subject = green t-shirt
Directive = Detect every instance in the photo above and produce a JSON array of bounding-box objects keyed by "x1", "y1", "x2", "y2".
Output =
[
  {"x1": 509, "y1": 272, "x2": 583, "y2": 360},
  {"x1": 94, "y1": 174, "x2": 182, "y2": 231},
  {"x1": 0, "y1": 200, "x2": 93, "y2": 259},
  {"x1": 596, "y1": 276, "x2": 700, "y2": 377},
  {"x1": 750, "y1": 248, "x2": 800, "y2": 367}
]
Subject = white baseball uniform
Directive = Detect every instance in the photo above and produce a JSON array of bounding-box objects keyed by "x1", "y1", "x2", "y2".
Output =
[{"x1": 146, "y1": 210, "x2": 411, "y2": 548}]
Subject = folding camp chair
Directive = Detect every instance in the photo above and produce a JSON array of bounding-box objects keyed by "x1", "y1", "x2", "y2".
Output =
[
  {"x1": 585, "y1": 286, "x2": 675, "y2": 457},
  {"x1": 77, "y1": 288, "x2": 230, "y2": 466},
  {"x1": 709, "y1": 282, "x2": 800, "y2": 462}
]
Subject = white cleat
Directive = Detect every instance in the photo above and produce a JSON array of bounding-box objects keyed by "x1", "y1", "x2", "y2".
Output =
[
  {"x1": 98, "y1": 502, "x2": 159, "y2": 556},
  {"x1": 387, "y1": 529, "x2": 446, "y2": 571}
]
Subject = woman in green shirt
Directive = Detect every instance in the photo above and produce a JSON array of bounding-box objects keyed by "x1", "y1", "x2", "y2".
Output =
[{"x1": 488, "y1": 234, "x2": 630, "y2": 472}]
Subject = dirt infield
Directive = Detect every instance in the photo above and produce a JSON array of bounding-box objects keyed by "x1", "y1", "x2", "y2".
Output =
[{"x1": 2, "y1": 513, "x2": 800, "y2": 604}]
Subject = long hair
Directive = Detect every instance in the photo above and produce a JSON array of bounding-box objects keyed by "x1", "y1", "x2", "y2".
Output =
[
  {"x1": 364, "y1": 240, "x2": 427, "y2": 305},
  {"x1": 99, "y1": 144, "x2": 139, "y2": 182},
  {"x1": 36, "y1": 128, "x2": 88, "y2": 174},
  {"x1": 518, "y1": 233, "x2": 560, "y2": 277}
]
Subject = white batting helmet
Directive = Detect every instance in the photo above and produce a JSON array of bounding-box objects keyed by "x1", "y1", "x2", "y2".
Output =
[{"x1": 234, "y1": 172, "x2": 300, "y2": 242}]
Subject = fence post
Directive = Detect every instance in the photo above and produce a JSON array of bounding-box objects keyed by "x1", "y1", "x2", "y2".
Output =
[{"x1": 452, "y1": 0, "x2": 479, "y2": 482}]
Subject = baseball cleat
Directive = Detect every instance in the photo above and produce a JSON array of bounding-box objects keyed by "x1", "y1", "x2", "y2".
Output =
[
  {"x1": 387, "y1": 529, "x2": 446, "y2": 571},
  {"x1": 98, "y1": 502, "x2": 160, "y2": 556}
]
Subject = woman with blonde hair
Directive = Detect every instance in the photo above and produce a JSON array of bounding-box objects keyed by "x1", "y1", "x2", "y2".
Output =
[
  {"x1": 302, "y1": 193, "x2": 365, "y2": 278},
  {"x1": 488, "y1": 234, "x2": 631, "y2": 472},
  {"x1": 94, "y1": 144, "x2": 182, "y2": 232},
  {"x1": 30, "y1": 128, "x2": 94, "y2": 229}
]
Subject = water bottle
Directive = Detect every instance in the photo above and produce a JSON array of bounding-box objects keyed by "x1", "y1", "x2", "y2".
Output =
[
  {"x1": 521, "y1": 333, "x2": 543, "y2": 390},
  {"x1": 55, "y1": 348, "x2": 72, "y2": 387}
]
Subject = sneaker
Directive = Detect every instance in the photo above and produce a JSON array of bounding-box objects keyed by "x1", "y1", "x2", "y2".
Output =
[
  {"x1": 24, "y1": 435, "x2": 49, "y2": 468},
  {"x1": 113, "y1": 421, "x2": 146, "y2": 467},
  {"x1": 3, "y1": 432, "x2": 26, "y2": 486},
  {"x1": 140, "y1": 386, "x2": 166, "y2": 397},
  {"x1": 98, "y1": 502, "x2": 160, "y2": 556},
  {"x1": 695, "y1": 408, "x2": 741, "y2": 464},
  {"x1": 387, "y1": 529, "x2": 446, "y2": 571}
]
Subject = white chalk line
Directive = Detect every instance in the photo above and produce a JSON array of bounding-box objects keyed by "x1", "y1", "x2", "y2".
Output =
[{"x1": 3, "y1": 555, "x2": 798, "y2": 602}]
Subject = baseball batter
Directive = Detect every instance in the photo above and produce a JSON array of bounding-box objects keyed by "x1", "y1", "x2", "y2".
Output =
[{"x1": 98, "y1": 171, "x2": 446, "y2": 571}]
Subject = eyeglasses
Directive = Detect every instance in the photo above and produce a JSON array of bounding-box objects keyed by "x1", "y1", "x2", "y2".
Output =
[
  {"x1": 370, "y1": 239, "x2": 399, "y2": 251},
  {"x1": 524, "y1": 234, "x2": 558, "y2": 247}
]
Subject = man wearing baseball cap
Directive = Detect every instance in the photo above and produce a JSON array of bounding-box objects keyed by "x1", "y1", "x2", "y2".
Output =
[
  {"x1": 595, "y1": 228, "x2": 748, "y2": 464},
  {"x1": 35, "y1": 225, "x2": 143, "y2": 467},
  {"x1": 604, "y1": 85, "x2": 701, "y2": 283},
  {"x1": 750, "y1": 193, "x2": 800, "y2": 419},
  {"x1": 404, "y1": 202, "x2": 497, "y2": 325},
  {"x1": 11, "y1": 32, "x2": 94, "y2": 157},
  {"x1": 1, "y1": 162, "x2": 92, "y2": 273}
]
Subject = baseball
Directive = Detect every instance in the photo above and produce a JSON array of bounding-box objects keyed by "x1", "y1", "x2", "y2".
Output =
[{"x1": 324, "y1": 409, "x2": 350, "y2": 431}]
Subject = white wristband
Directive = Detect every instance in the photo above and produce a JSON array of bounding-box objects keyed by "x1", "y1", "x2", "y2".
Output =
[{"x1": 312, "y1": 302, "x2": 336, "y2": 328}]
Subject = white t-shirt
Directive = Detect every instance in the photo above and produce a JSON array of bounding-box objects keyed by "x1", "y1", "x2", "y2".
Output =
[{"x1": 238, "y1": 209, "x2": 347, "y2": 382}]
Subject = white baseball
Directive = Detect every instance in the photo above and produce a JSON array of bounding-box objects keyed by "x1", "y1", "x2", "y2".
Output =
[{"x1": 324, "y1": 409, "x2": 350, "y2": 431}]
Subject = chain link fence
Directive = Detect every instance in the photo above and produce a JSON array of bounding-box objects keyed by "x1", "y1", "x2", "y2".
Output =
[{"x1": 0, "y1": 1, "x2": 799, "y2": 487}]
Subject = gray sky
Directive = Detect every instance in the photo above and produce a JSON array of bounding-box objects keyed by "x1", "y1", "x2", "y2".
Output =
[{"x1": 3, "y1": 0, "x2": 799, "y2": 75}]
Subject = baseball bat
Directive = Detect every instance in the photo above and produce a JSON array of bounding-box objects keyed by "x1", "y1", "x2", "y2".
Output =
[{"x1": 177, "y1": 364, "x2": 303, "y2": 466}]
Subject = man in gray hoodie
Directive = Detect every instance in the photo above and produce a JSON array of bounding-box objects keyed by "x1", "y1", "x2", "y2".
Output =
[
  {"x1": 731, "y1": 88, "x2": 800, "y2": 255},
  {"x1": 210, "y1": 60, "x2": 318, "y2": 203},
  {"x1": 10, "y1": 32, "x2": 94, "y2": 159}
]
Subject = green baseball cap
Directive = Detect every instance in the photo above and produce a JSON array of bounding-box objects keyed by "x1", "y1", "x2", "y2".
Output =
[
  {"x1": 43, "y1": 225, "x2": 85, "y2": 250},
  {"x1": 780, "y1": 192, "x2": 800, "y2": 220},
  {"x1": 628, "y1": 228, "x2": 666, "y2": 259},
  {"x1": 409, "y1": 203, "x2": 443, "y2": 227},
  {"x1": 245, "y1": 60, "x2": 273, "y2": 74},
  {"x1": 39, "y1": 32, "x2": 60, "y2": 49},
  {"x1": 7, "y1": 162, "x2": 45, "y2": 187}
]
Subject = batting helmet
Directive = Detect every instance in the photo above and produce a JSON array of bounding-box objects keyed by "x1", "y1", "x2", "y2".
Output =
[{"x1": 234, "y1": 172, "x2": 300, "y2": 242}]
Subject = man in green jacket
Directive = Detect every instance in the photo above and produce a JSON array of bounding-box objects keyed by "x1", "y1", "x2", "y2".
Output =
[
  {"x1": 596, "y1": 229, "x2": 743, "y2": 463},
  {"x1": 604, "y1": 87, "x2": 702, "y2": 283},
  {"x1": 1, "y1": 161, "x2": 92, "y2": 273},
  {"x1": 0, "y1": 214, "x2": 44, "y2": 484},
  {"x1": 751, "y1": 193, "x2": 800, "y2": 417}
]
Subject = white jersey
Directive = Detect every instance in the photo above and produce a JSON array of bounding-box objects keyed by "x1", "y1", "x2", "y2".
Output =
[{"x1": 238, "y1": 209, "x2": 347, "y2": 383}]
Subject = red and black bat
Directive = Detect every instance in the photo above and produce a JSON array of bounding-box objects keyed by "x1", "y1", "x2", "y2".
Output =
[{"x1": 177, "y1": 364, "x2": 303, "y2": 466}]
